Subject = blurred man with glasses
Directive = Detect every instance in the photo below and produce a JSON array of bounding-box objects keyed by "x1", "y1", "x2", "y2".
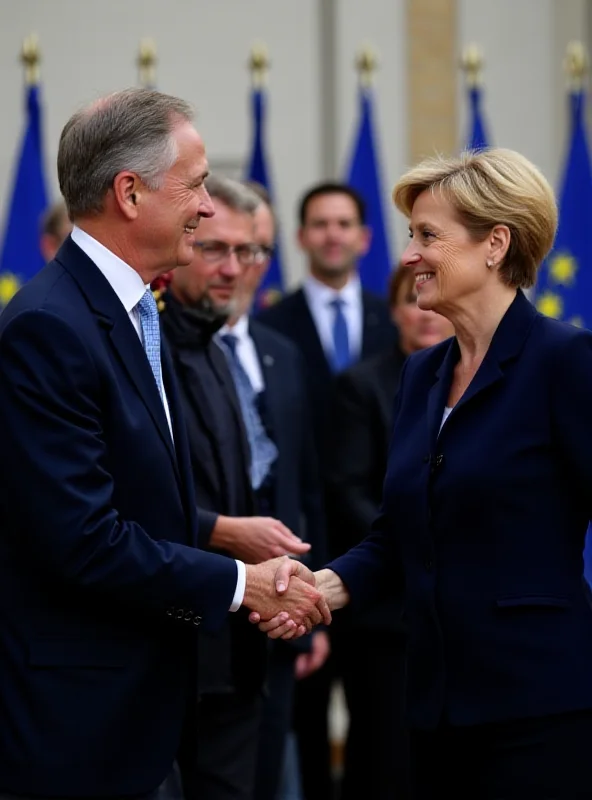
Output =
[
  {"x1": 223, "y1": 184, "x2": 328, "y2": 800},
  {"x1": 160, "y1": 175, "x2": 313, "y2": 800}
]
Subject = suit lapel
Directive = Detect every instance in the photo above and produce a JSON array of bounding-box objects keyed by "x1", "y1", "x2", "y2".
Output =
[
  {"x1": 57, "y1": 237, "x2": 177, "y2": 469},
  {"x1": 426, "y1": 338, "x2": 458, "y2": 450},
  {"x1": 361, "y1": 291, "x2": 388, "y2": 357},
  {"x1": 293, "y1": 290, "x2": 333, "y2": 379},
  {"x1": 249, "y1": 323, "x2": 284, "y2": 453},
  {"x1": 108, "y1": 319, "x2": 177, "y2": 464},
  {"x1": 174, "y1": 346, "x2": 229, "y2": 501},
  {"x1": 427, "y1": 291, "x2": 537, "y2": 448},
  {"x1": 208, "y1": 340, "x2": 252, "y2": 489}
]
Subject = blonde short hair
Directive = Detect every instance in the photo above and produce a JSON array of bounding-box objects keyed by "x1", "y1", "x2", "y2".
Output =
[{"x1": 393, "y1": 148, "x2": 557, "y2": 288}]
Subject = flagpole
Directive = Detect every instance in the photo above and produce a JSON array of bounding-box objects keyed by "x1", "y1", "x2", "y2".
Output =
[
  {"x1": 460, "y1": 44, "x2": 483, "y2": 88},
  {"x1": 21, "y1": 34, "x2": 41, "y2": 86},
  {"x1": 137, "y1": 39, "x2": 157, "y2": 88}
]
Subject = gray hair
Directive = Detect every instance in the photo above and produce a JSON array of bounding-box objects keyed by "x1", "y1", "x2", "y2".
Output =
[
  {"x1": 205, "y1": 174, "x2": 261, "y2": 215},
  {"x1": 58, "y1": 88, "x2": 194, "y2": 219}
]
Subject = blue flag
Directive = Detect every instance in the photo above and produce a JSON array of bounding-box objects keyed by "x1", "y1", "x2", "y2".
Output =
[
  {"x1": 534, "y1": 90, "x2": 592, "y2": 586},
  {"x1": 465, "y1": 86, "x2": 490, "y2": 150},
  {"x1": 244, "y1": 87, "x2": 284, "y2": 309},
  {"x1": 345, "y1": 87, "x2": 392, "y2": 295},
  {"x1": 535, "y1": 90, "x2": 592, "y2": 329},
  {"x1": 0, "y1": 85, "x2": 49, "y2": 309}
]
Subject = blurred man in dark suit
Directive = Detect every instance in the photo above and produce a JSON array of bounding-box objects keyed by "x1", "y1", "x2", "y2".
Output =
[
  {"x1": 227, "y1": 184, "x2": 329, "y2": 800},
  {"x1": 159, "y1": 175, "x2": 319, "y2": 800},
  {"x1": 326, "y1": 265, "x2": 454, "y2": 800},
  {"x1": 258, "y1": 182, "x2": 395, "y2": 800},
  {"x1": 39, "y1": 199, "x2": 72, "y2": 262}
]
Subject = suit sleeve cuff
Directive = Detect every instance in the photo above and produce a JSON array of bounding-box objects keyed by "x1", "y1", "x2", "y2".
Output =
[{"x1": 229, "y1": 560, "x2": 246, "y2": 611}]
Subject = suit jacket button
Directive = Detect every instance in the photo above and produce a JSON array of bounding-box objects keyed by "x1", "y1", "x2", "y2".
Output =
[
  {"x1": 193, "y1": 616, "x2": 202, "y2": 626},
  {"x1": 166, "y1": 607, "x2": 175, "y2": 617},
  {"x1": 423, "y1": 455, "x2": 430, "y2": 464},
  {"x1": 176, "y1": 609, "x2": 184, "y2": 619},
  {"x1": 184, "y1": 611, "x2": 194, "y2": 622}
]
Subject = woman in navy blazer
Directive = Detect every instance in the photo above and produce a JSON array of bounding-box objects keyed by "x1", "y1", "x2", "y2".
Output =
[{"x1": 257, "y1": 148, "x2": 592, "y2": 797}]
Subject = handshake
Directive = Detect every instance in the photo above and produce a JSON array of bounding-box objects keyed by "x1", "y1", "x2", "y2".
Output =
[{"x1": 242, "y1": 557, "x2": 350, "y2": 639}]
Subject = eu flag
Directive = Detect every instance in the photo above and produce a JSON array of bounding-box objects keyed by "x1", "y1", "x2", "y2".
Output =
[
  {"x1": 244, "y1": 87, "x2": 284, "y2": 309},
  {"x1": 534, "y1": 89, "x2": 592, "y2": 587},
  {"x1": 465, "y1": 86, "x2": 490, "y2": 150},
  {"x1": 535, "y1": 90, "x2": 592, "y2": 329},
  {"x1": 345, "y1": 87, "x2": 392, "y2": 294},
  {"x1": 0, "y1": 85, "x2": 49, "y2": 309}
]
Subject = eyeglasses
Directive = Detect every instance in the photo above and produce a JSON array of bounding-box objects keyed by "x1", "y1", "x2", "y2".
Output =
[
  {"x1": 194, "y1": 240, "x2": 263, "y2": 267},
  {"x1": 255, "y1": 246, "x2": 275, "y2": 264}
]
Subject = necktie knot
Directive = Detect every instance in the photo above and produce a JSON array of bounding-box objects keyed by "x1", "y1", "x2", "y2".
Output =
[
  {"x1": 137, "y1": 289, "x2": 159, "y2": 322},
  {"x1": 220, "y1": 333, "x2": 238, "y2": 356}
]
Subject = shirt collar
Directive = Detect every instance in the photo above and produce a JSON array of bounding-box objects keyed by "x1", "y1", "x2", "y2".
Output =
[
  {"x1": 303, "y1": 272, "x2": 361, "y2": 308},
  {"x1": 71, "y1": 225, "x2": 148, "y2": 313},
  {"x1": 220, "y1": 313, "x2": 250, "y2": 342}
]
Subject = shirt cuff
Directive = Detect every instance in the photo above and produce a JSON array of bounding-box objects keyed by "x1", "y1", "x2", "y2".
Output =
[{"x1": 229, "y1": 560, "x2": 246, "y2": 612}]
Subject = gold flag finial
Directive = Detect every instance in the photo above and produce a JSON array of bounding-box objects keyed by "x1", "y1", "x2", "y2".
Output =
[
  {"x1": 249, "y1": 44, "x2": 269, "y2": 88},
  {"x1": 460, "y1": 44, "x2": 484, "y2": 88},
  {"x1": 21, "y1": 34, "x2": 41, "y2": 86},
  {"x1": 355, "y1": 45, "x2": 378, "y2": 88},
  {"x1": 137, "y1": 39, "x2": 157, "y2": 88},
  {"x1": 564, "y1": 41, "x2": 588, "y2": 91}
]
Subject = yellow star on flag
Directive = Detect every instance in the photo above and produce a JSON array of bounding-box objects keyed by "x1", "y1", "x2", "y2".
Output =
[
  {"x1": 0, "y1": 272, "x2": 21, "y2": 307},
  {"x1": 536, "y1": 291, "x2": 564, "y2": 319},
  {"x1": 548, "y1": 253, "x2": 577, "y2": 286}
]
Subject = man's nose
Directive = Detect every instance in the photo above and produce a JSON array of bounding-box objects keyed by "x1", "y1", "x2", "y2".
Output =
[{"x1": 198, "y1": 187, "x2": 215, "y2": 219}]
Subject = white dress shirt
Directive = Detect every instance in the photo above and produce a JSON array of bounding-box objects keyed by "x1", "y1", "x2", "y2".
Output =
[
  {"x1": 70, "y1": 226, "x2": 245, "y2": 612},
  {"x1": 218, "y1": 314, "x2": 265, "y2": 393},
  {"x1": 302, "y1": 273, "x2": 363, "y2": 364}
]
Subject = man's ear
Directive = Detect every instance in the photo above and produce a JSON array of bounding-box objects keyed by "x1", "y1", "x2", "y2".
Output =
[{"x1": 112, "y1": 172, "x2": 142, "y2": 220}]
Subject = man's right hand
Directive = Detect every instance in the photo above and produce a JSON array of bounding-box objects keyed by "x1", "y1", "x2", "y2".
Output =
[
  {"x1": 242, "y1": 556, "x2": 331, "y2": 635},
  {"x1": 210, "y1": 516, "x2": 311, "y2": 563}
]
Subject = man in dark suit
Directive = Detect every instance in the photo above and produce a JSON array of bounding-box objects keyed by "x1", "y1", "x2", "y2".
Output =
[
  {"x1": 225, "y1": 186, "x2": 329, "y2": 800},
  {"x1": 160, "y1": 175, "x2": 313, "y2": 800},
  {"x1": 0, "y1": 88, "x2": 327, "y2": 800},
  {"x1": 258, "y1": 182, "x2": 395, "y2": 800}
]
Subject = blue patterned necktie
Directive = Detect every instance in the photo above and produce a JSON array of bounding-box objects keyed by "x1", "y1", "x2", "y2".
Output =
[
  {"x1": 329, "y1": 297, "x2": 351, "y2": 372},
  {"x1": 136, "y1": 289, "x2": 164, "y2": 399},
  {"x1": 219, "y1": 333, "x2": 278, "y2": 490}
]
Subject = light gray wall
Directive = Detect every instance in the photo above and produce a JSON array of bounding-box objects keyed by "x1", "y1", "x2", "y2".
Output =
[{"x1": 0, "y1": 0, "x2": 590, "y2": 285}]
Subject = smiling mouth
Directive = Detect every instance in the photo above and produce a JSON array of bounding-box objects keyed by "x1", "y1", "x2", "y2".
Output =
[{"x1": 415, "y1": 272, "x2": 435, "y2": 285}]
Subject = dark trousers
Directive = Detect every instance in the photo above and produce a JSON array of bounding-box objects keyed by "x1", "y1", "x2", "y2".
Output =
[
  {"x1": 337, "y1": 630, "x2": 410, "y2": 800},
  {"x1": 254, "y1": 643, "x2": 297, "y2": 800},
  {"x1": 411, "y1": 708, "x2": 592, "y2": 799},
  {"x1": 180, "y1": 692, "x2": 262, "y2": 800},
  {"x1": 292, "y1": 651, "x2": 336, "y2": 800}
]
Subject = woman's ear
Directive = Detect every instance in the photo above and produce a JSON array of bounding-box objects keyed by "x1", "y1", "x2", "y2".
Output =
[{"x1": 488, "y1": 224, "x2": 511, "y2": 267}]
